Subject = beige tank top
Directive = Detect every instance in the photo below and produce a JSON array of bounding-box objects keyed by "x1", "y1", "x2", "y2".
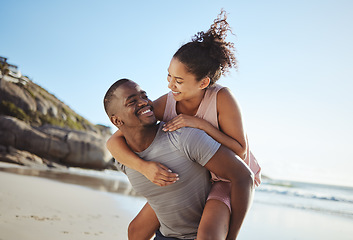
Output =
[{"x1": 163, "y1": 84, "x2": 223, "y2": 129}]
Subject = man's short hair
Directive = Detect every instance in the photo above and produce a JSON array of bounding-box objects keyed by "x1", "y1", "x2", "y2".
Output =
[{"x1": 103, "y1": 78, "x2": 131, "y2": 117}]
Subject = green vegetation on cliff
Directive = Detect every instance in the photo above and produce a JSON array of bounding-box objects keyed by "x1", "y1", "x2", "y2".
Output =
[{"x1": 0, "y1": 100, "x2": 30, "y2": 122}]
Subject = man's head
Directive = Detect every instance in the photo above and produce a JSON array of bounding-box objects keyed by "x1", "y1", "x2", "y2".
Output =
[{"x1": 103, "y1": 79, "x2": 156, "y2": 129}]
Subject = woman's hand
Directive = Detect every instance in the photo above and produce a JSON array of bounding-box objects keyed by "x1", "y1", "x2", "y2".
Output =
[
  {"x1": 162, "y1": 114, "x2": 207, "y2": 132},
  {"x1": 141, "y1": 161, "x2": 179, "y2": 187}
]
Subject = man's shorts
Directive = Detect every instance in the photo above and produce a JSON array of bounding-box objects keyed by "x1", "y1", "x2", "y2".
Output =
[
  {"x1": 206, "y1": 181, "x2": 232, "y2": 212},
  {"x1": 154, "y1": 230, "x2": 194, "y2": 240}
]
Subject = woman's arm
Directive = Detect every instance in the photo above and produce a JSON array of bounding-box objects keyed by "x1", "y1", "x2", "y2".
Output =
[
  {"x1": 162, "y1": 88, "x2": 247, "y2": 160},
  {"x1": 106, "y1": 94, "x2": 178, "y2": 187},
  {"x1": 214, "y1": 87, "x2": 247, "y2": 159}
]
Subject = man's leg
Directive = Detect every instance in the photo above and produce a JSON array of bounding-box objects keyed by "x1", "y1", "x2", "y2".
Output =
[{"x1": 128, "y1": 202, "x2": 160, "y2": 240}]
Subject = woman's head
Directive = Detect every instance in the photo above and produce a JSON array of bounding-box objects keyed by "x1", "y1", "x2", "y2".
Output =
[
  {"x1": 172, "y1": 10, "x2": 237, "y2": 87},
  {"x1": 167, "y1": 57, "x2": 210, "y2": 102}
]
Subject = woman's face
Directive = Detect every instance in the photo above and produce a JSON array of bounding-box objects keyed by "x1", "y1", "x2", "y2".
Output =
[{"x1": 167, "y1": 57, "x2": 204, "y2": 101}]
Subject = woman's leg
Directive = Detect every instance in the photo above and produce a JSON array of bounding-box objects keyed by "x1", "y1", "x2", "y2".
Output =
[
  {"x1": 128, "y1": 202, "x2": 160, "y2": 240},
  {"x1": 197, "y1": 199, "x2": 230, "y2": 240},
  {"x1": 197, "y1": 182, "x2": 231, "y2": 240}
]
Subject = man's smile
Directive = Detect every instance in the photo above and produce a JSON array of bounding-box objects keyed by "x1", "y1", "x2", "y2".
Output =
[{"x1": 136, "y1": 106, "x2": 154, "y2": 116}]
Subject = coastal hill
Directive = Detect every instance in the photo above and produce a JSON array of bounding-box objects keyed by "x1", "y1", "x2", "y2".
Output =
[{"x1": 0, "y1": 57, "x2": 114, "y2": 169}]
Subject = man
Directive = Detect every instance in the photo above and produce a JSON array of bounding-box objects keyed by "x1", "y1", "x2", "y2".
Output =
[{"x1": 103, "y1": 79, "x2": 254, "y2": 240}]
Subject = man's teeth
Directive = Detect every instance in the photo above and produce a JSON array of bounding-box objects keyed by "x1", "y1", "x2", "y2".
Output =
[
  {"x1": 141, "y1": 109, "x2": 151, "y2": 115},
  {"x1": 172, "y1": 91, "x2": 180, "y2": 94}
]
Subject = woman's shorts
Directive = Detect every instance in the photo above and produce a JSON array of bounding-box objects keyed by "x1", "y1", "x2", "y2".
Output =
[{"x1": 206, "y1": 181, "x2": 231, "y2": 212}]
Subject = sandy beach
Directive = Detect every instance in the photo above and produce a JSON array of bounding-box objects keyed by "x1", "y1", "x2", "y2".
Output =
[
  {"x1": 0, "y1": 167, "x2": 145, "y2": 240},
  {"x1": 1, "y1": 163, "x2": 352, "y2": 240}
]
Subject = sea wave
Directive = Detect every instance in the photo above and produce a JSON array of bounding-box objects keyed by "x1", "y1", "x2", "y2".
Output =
[
  {"x1": 255, "y1": 179, "x2": 353, "y2": 218},
  {"x1": 257, "y1": 184, "x2": 353, "y2": 204}
]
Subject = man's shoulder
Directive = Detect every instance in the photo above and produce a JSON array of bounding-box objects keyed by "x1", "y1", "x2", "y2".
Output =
[
  {"x1": 171, "y1": 127, "x2": 220, "y2": 165},
  {"x1": 165, "y1": 127, "x2": 212, "y2": 150}
]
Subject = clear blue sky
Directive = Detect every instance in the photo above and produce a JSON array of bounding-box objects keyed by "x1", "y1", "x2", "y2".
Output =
[{"x1": 2, "y1": 0, "x2": 353, "y2": 187}]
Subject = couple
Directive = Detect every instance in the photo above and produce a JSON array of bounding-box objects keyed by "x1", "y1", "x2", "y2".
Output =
[
  {"x1": 104, "y1": 79, "x2": 254, "y2": 240},
  {"x1": 104, "y1": 11, "x2": 260, "y2": 240}
]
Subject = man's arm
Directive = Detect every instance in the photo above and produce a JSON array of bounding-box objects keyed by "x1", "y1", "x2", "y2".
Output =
[{"x1": 204, "y1": 145, "x2": 255, "y2": 240}]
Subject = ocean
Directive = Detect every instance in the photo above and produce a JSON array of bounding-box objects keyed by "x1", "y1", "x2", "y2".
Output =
[{"x1": 256, "y1": 178, "x2": 353, "y2": 219}]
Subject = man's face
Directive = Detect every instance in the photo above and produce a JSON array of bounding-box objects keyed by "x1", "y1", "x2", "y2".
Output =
[{"x1": 112, "y1": 81, "x2": 156, "y2": 128}]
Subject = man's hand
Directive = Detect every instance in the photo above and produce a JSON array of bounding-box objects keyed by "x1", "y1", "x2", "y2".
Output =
[{"x1": 142, "y1": 161, "x2": 179, "y2": 187}]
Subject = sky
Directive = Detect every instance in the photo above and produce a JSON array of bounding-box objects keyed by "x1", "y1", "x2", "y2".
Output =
[{"x1": 1, "y1": 0, "x2": 353, "y2": 187}]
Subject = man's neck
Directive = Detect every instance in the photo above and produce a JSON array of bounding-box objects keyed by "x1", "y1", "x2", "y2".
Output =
[{"x1": 123, "y1": 123, "x2": 160, "y2": 153}]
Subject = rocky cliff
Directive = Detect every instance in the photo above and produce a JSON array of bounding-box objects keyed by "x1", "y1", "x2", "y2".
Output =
[{"x1": 0, "y1": 60, "x2": 114, "y2": 169}]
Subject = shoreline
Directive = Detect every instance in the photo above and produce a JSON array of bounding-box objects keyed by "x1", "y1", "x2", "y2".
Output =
[{"x1": 0, "y1": 162, "x2": 138, "y2": 196}]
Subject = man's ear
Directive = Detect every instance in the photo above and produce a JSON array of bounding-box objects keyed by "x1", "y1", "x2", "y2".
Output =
[
  {"x1": 199, "y1": 77, "x2": 210, "y2": 89},
  {"x1": 110, "y1": 115, "x2": 124, "y2": 127}
]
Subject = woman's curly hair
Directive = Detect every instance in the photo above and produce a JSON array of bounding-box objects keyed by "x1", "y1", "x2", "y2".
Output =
[{"x1": 173, "y1": 10, "x2": 237, "y2": 86}]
